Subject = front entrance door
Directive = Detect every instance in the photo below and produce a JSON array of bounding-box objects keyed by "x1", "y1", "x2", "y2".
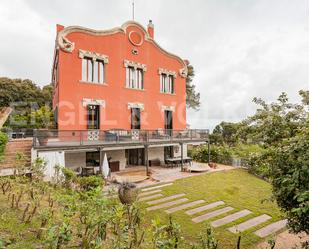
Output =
[{"x1": 126, "y1": 148, "x2": 144, "y2": 166}]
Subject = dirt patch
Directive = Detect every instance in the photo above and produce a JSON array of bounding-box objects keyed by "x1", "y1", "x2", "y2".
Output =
[{"x1": 254, "y1": 230, "x2": 309, "y2": 249}]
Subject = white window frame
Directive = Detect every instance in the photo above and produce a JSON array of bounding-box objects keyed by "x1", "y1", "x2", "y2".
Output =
[
  {"x1": 79, "y1": 49, "x2": 108, "y2": 84},
  {"x1": 124, "y1": 60, "x2": 146, "y2": 90},
  {"x1": 158, "y1": 68, "x2": 176, "y2": 94}
]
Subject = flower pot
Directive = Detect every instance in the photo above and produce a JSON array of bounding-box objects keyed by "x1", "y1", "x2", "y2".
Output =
[{"x1": 118, "y1": 182, "x2": 138, "y2": 205}]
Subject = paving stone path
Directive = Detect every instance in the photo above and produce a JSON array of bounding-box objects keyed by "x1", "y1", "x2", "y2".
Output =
[
  {"x1": 185, "y1": 201, "x2": 225, "y2": 215},
  {"x1": 147, "y1": 198, "x2": 189, "y2": 211},
  {"x1": 228, "y1": 214, "x2": 272, "y2": 233},
  {"x1": 138, "y1": 189, "x2": 162, "y2": 197},
  {"x1": 165, "y1": 200, "x2": 205, "y2": 214},
  {"x1": 211, "y1": 209, "x2": 252, "y2": 228},
  {"x1": 146, "y1": 194, "x2": 186, "y2": 205},
  {"x1": 141, "y1": 183, "x2": 173, "y2": 192},
  {"x1": 254, "y1": 219, "x2": 287, "y2": 238},
  {"x1": 138, "y1": 194, "x2": 163, "y2": 202},
  {"x1": 192, "y1": 207, "x2": 234, "y2": 223}
]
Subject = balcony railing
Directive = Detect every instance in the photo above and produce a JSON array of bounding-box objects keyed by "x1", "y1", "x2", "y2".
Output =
[{"x1": 33, "y1": 129, "x2": 209, "y2": 148}]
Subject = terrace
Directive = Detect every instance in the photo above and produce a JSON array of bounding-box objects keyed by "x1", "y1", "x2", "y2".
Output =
[{"x1": 33, "y1": 129, "x2": 209, "y2": 150}]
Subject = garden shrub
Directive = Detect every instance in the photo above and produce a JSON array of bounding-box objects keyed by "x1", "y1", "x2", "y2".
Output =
[
  {"x1": 0, "y1": 131, "x2": 8, "y2": 156},
  {"x1": 189, "y1": 145, "x2": 233, "y2": 165},
  {"x1": 77, "y1": 175, "x2": 103, "y2": 191},
  {"x1": 61, "y1": 167, "x2": 76, "y2": 188}
]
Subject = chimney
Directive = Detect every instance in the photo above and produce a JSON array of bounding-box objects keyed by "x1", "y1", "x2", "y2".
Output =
[{"x1": 147, "y1": 20, "x2": 154, "y2": 39}]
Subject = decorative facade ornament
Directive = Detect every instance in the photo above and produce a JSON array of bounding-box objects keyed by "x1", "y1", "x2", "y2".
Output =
[
  {"x1": 131, "y1": 48, "x2": 139, "y2": 55},
  {"x1": 59, "y1": 36, "x2": 75, "y2": 53},
  {"x1": 82, "y1": 98, "x2": 106, "y2": 107},
  {"x1": 56, "y1": 21, "x2": 187, "y2": 73},
  {"x1": 79, "y1": 49, "x2": 109, "y2": 63},
  {"x1": 128, "y1": 102, "x2": 145, "y2": 111},
  {"x1": 161, "y1": 105, "x2": 175, "y2": 112},
  {"x1": 179, "y1": 67, "x2": 188, "y2": 78},
  {"x1": 158, "y1": 68, "x2": 177, "y2": 78},
  {"x1": 87, "y1": 130, "x2": 100, "y2": 141},
  {"x1": 124, "y1": 60, "x2": 147, "y2": 71},
  {"x1": 128, "y1": 31, "x2": 143, "y2": 46}
]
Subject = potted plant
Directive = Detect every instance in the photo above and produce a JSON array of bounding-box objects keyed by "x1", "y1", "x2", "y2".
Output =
[{"x1": 118, "y1": 181, "x2": 138, "y2": 205}]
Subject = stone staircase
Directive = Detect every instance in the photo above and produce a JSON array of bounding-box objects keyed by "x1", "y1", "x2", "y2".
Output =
[{"x1": 0, "y1": 138, "x2": 32, "y2": 175}]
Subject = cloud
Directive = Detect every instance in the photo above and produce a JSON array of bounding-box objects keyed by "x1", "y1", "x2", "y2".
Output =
[{"x1": 0, "y1": 0, "x2": 308, "y2": 130}]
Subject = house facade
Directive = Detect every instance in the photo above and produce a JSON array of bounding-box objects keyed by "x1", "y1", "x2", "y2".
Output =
[{"x1": 32, "y1": 20, "x2": 208, "y2": 179}]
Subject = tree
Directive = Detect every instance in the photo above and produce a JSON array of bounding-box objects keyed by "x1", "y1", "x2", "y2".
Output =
[
  {"x1": 271, "y1": 123, "x2": 309, "y2": 234},
  {"x1": 0, "y1": 77, "x2": 54, "y2": 128},
  {"x1": 245, "y1": 92, "x2": 307, "y2": 146},
  {"x1": 186, "y1": 64, "x2": 201, "y2": 110}
]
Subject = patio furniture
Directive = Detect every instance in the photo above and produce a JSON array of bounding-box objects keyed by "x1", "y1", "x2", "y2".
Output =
[
  {"x1": 149, "y1": 159, "x2": 161, "y2": 166},
  {"x1": 165, "y1": 157, "x2": 193, "y2": 168},
  {"x1": 81, "y1": 166, "x2": 100, "y2": 176},
  {"x1": 109, "y1": 161, "x2": 120, "y2": 172}
]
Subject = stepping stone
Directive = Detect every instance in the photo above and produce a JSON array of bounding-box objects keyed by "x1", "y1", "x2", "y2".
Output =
[
  {"x1": 139, "y1": 189, "x2": 162, "y2": 197},
  {"x1": 185, "y1": 201, "x2": 225, "y2": 215},
  {"x1": 211, "y1": 209, "x2": 252, "y2": 227},
  {"x1": 141, "y1": 183, "x2": 173, "y2": 192},
  {"x1": 165, "y1": 200, "x2": 205, "y2": 214},
  {"x1": 146, "y1": 194, "x2": 186, "y2": 205},
  {"x1": 138, "y1": 194, "x2": 164, "y2": 202},
  {"x1": 228, "y1": 214, "x2": 272, "y2": 233},
  {"x1": 192, "y1": 207, "x2": 234, "y2": 223},
  {"x1": 254, "y1": 219, "x2": 287, "y2": 238},
  {"x1": 147, "y1": 198, "x2": 189, "y2": 211}
]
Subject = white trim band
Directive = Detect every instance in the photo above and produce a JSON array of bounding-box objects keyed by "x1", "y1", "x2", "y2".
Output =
[
  {"x1": 82, "y1": 98, "x2": 106, "y2": 107},
  {"x1": 79, "y1": 49, "x2": 109, "y2": 63},
  {"x1": 124, "y1": 60, "x2": 147, "y2": 71},
  {"x1": 128, "y1": 102, "x2": 145, "y2": 110}
]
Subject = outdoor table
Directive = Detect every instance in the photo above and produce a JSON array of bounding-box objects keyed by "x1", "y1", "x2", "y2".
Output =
[
  {"x1": 165, "y1": 157, "x2": 192, "y2": 168},
  {"x1": 81, "y1": 166, "x2": 96, "y2": 176}
]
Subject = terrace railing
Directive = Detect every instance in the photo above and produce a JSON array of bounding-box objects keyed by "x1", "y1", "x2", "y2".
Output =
[{"x1": 33, "y1": 129, "x2": 209, "y2": 148}]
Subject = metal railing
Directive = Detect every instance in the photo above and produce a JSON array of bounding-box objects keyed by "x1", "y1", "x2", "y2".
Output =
[{"x1": 33, "y1": 129, "x2": 209, "y2": 148}]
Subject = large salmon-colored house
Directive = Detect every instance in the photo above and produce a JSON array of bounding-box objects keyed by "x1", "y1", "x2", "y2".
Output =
[{"x1": 32, "y1": 20, "x2": 208, "y2": 179}]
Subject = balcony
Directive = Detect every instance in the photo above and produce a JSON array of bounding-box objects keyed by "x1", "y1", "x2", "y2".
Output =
[{"x1": 33, "y1": 129, "x2": 209, "y2": 149}]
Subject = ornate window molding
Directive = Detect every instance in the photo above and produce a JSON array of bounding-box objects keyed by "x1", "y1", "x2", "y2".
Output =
[
  {"x1": 158, "y1": 68, "x2": 177, "y2": 78},
  {"x1": 79, "y1": 49, "x2": 109, "y2": 63},
  {"x1": 128, "y1": 102, "x2": 144, "y2": 111},
  {"x1": 124, "y1": 60, "x2": 147, "y2": 71},
  {"x1": 82, "y1": 98, "x2": 106, "y2": 107},
  {"x1": 161, "y1": 105, "x2": 175, "y2": 112}
]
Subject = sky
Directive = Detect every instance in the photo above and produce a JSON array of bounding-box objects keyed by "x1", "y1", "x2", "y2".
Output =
[{"x1": 0, "y1": 0, "x2": 308, "y2": 130}]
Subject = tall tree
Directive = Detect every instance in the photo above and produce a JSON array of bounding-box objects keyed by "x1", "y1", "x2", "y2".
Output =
[{"x1": 186, "y1": 64, "x2": 200, "y2": 110}]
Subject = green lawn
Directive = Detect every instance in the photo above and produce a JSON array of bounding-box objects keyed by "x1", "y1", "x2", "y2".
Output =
[{"x1": 143, "y1": 169, "x2": 284, "y2": 249}]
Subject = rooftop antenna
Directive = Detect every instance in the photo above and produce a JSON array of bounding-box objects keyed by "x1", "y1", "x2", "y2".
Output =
[{"x1": 132, "y1": 0, "x2": 135, "y2": 20}]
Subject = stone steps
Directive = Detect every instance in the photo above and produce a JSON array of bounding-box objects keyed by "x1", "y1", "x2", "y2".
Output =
[
  {"x1": 147, "y1": 198, "x2": 189, "y2": 211},
  {"x1": 141, "y1": 183, "x2": 173, "y2": 192},
  {"x1": 139, "y1": 193, "x2": 163, "y2": 202},
  {"x1": 0, "y1": 139, "x2": 32, "y2": 170},
  {"x1": 228, "y1": 214, "x2": 272, "y2": 233},
  {"x1": 192, "y1": 206, "x2": 234, "y2": 223},
  {"x1": 211, "y1": 209, "x2": 252, "y2": 228},
  {"x1": 146, "y1": 194, "x2": 186, "y2": 205},
  {"x1": 165, "y1": 200, "x2": 205, "y2": 214},
  {"x1": 185, "y1": 201, "x2": 225, "y2": 216},
  {"x1": 254, "y1": 219, "x2": 287, "y2": 238},
  {"x1": 138, "y1": 189, "x2": 162, "y2": 197}
]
